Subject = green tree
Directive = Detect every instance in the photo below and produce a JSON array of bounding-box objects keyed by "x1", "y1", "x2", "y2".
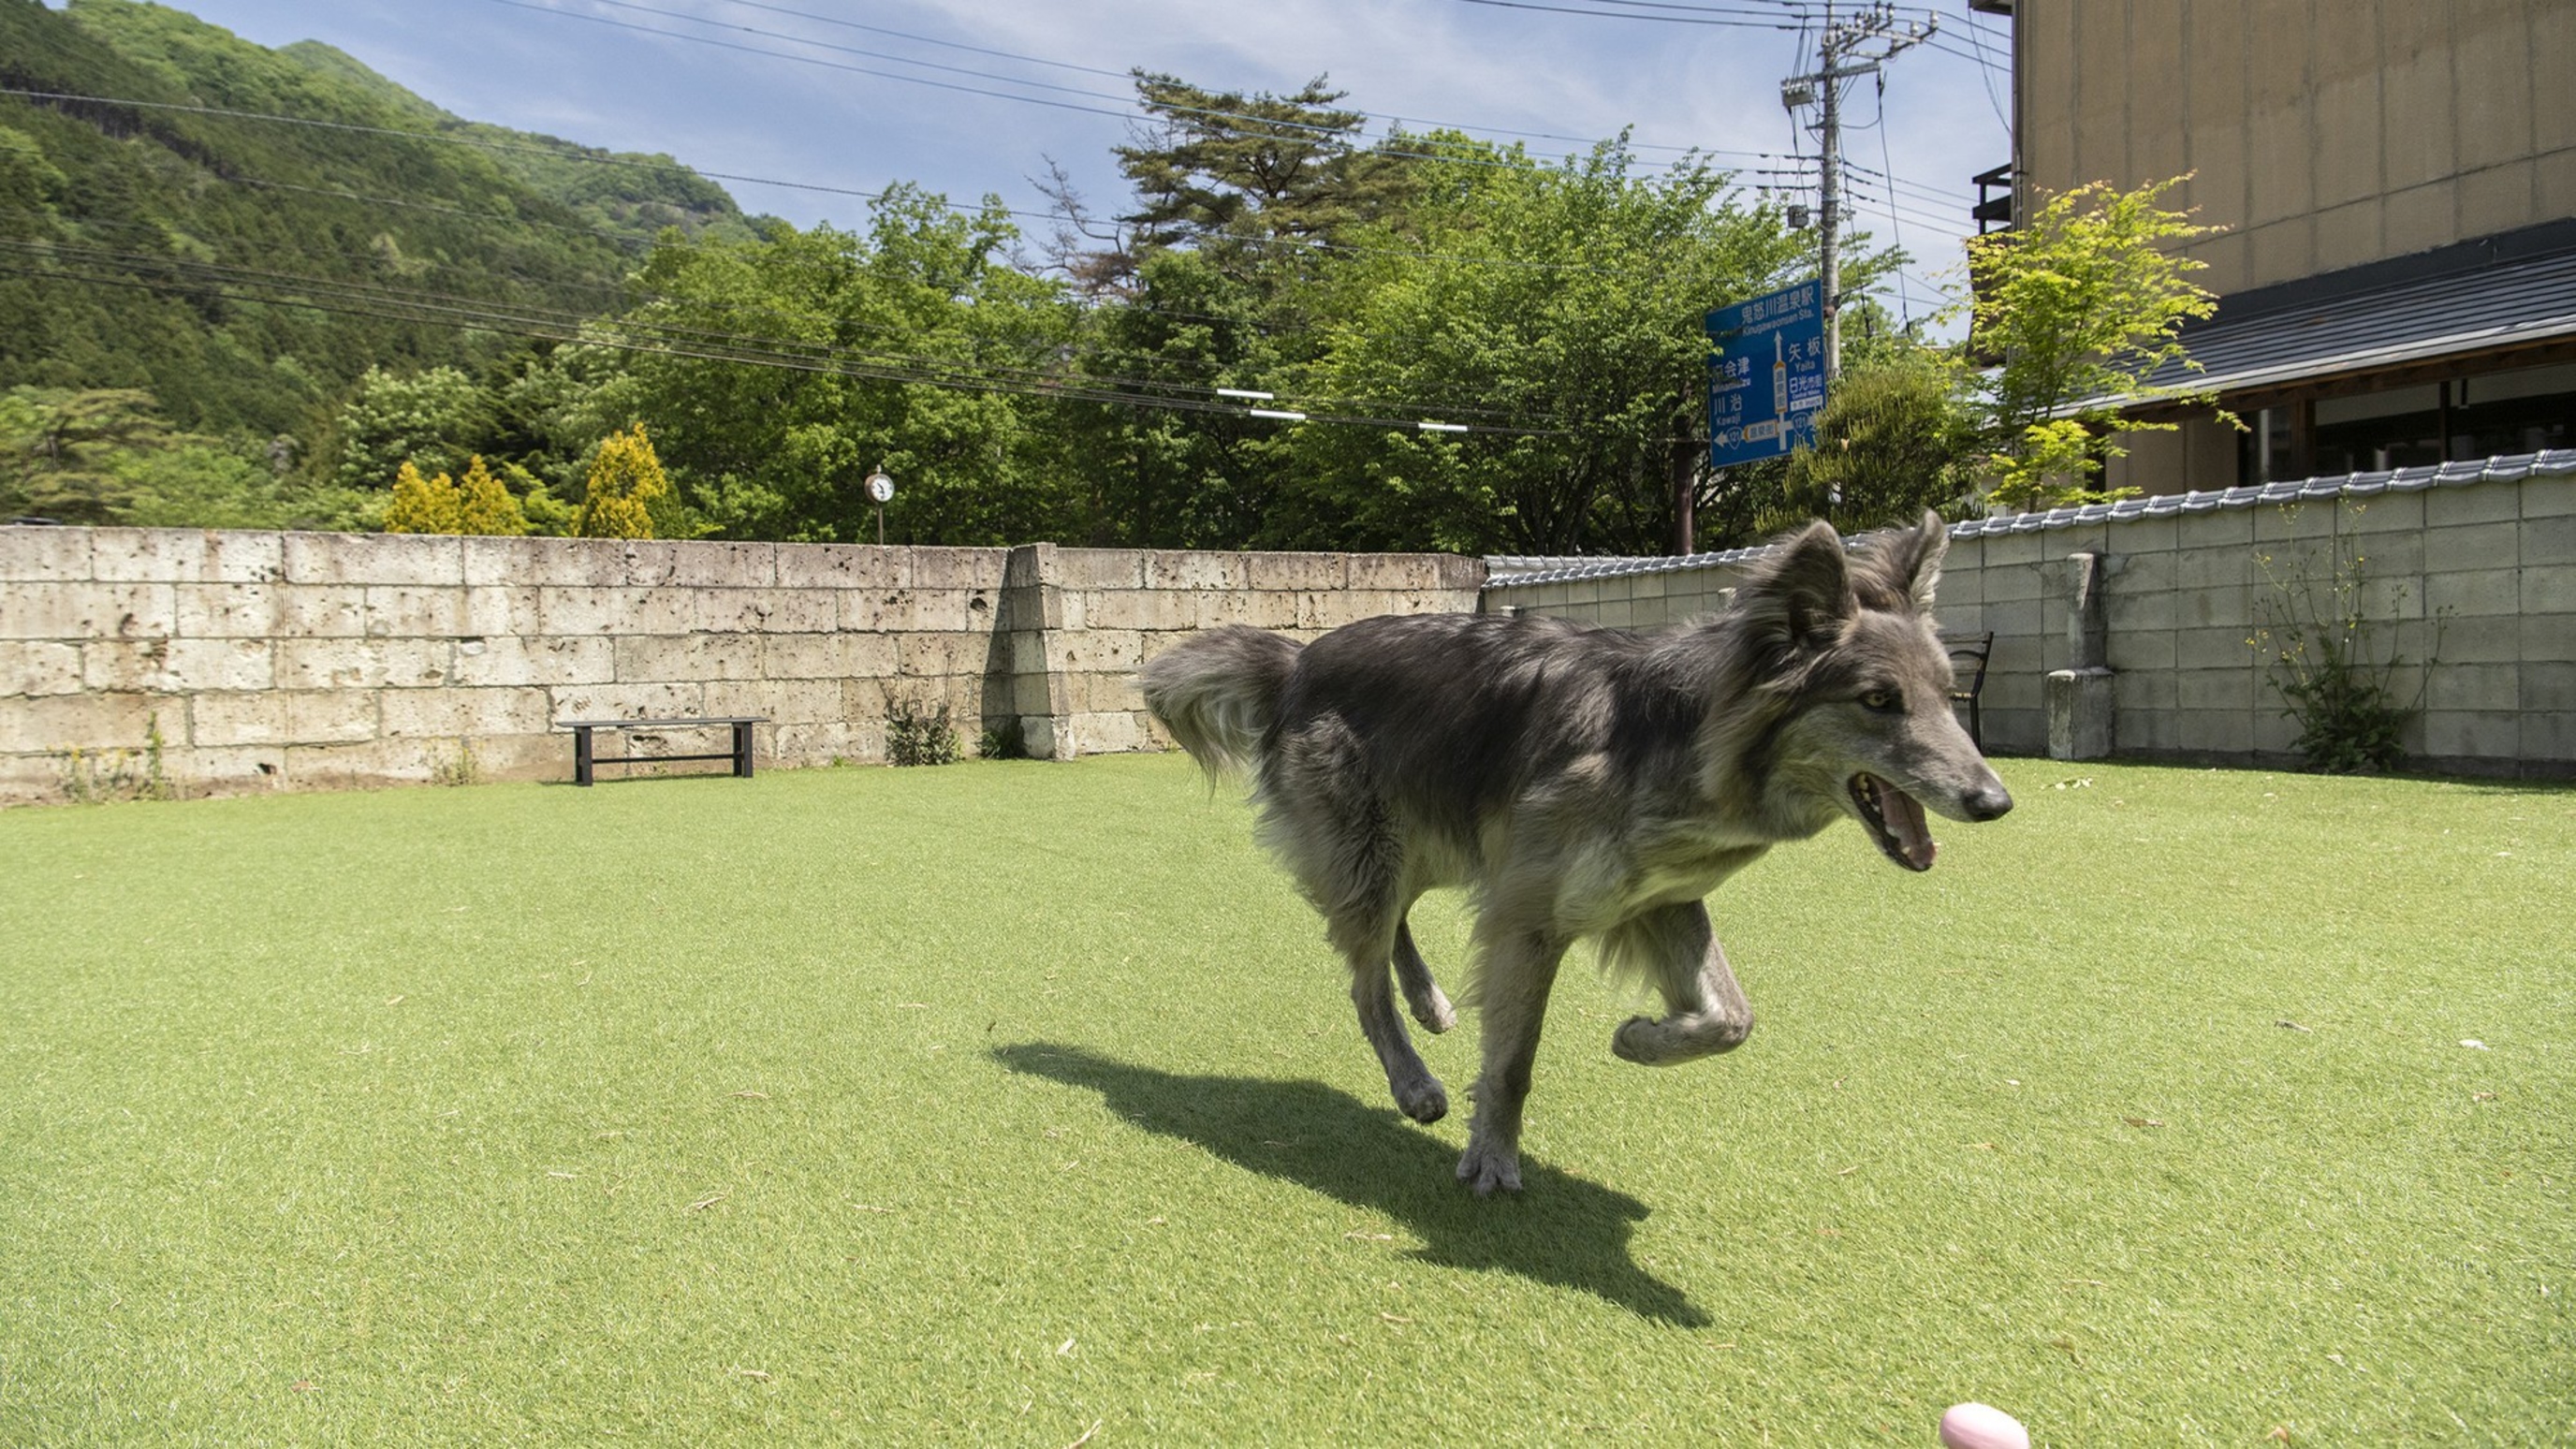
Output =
[
  {"x1": 1777, "y1": 352, "x2": 1978, "y2": 534},
  {"x1": 1275, "y1": 135, "x2": 1815, "y2": 555},
  {"x1": 1958, "y1": 177, "x2": 2224, "y2": 512},
  {"x1": 604, "y1": 194, "x2": 1075, "y2": 544},
  {"x1": 574, "y1": 424, "x2": 667, "y2": 539},
  {"x1": 455, "y1": 455, "x2": 531, "y2": 535},
  {"x1": 0, "y1": 387, "x2": 168, "y2": 522},
  {"x1": 332, "y1": 366, "x2": 491, "y2": 493},
  {"x1": 384, "y1": 460, "x2": 462, "y2": 534},
  {"x1": 1112, "y1": 72, "x2": 1416, "y2": 279},
  {"x1": 1051, "y1": 248, "x2": 1290, "y2": 548}
]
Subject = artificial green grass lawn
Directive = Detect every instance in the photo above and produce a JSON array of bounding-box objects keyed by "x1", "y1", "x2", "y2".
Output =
[{"x1": 0, "y1": 755, "x2": 2566, "y2": 1445}]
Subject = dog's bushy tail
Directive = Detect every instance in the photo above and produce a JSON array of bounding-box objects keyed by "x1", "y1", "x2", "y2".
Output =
[{"x1": 1139, "y1": 624, "x2": 1302, "y2": 781}]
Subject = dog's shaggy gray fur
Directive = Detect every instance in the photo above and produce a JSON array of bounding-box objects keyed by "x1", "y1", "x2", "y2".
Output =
[{"x1": 1141, "y1": 513, "x2": 2012, "y2": 1194}]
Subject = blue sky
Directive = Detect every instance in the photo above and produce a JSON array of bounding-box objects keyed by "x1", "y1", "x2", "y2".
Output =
[{"x1": 69, "y1": 0, "x2": 2014, "y2": 323}]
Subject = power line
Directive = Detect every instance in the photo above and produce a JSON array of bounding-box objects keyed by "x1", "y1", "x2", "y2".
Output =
[
  {"x1": 487, "y1": 0, "x2": 1754, "y2": 188},
  {"x1": 2, "y1": 87, "x2": 1800, "y2": 279},
  {"x1": 0, "y1": 237, "x2": 1586, "y2": 432},
  {"x1": 1445, "y1": 0, "x2": 1807, "y2": 27},
  {"x1": 674, "y1": 0, "x2": 1808, "y2": 168}
]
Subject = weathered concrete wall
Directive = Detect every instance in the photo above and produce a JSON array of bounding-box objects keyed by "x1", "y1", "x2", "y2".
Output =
[
  {"x1": 0, "y1": 529, "x2": 1483, "y2": 804},
  {"x1": 2018, "y1": 0, "x2": 2576, "y2": 296},
  {"x1": 1485, "y1": 469, "x2": 2576, "y2": 778}
]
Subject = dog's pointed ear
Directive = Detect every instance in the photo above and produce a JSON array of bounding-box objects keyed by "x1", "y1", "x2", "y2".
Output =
[
  {"x1": 1741, "y1": 520, "x2": 1854, "y2": 653},
  {"x1": 1852, "y1": 509, "x2": 1950, "y2": 615}
]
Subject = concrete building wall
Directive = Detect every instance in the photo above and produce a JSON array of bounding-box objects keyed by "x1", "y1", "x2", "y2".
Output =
[
  {"x1": 2019, "y1": 1, "x2": 2576, "y2": 296},
  {"x1": 0, "y1": 529, "x2": 1482, "y2": 805},
  {"x1": 1486, "y1": 471, "x2": 2576, "y2": 777}
]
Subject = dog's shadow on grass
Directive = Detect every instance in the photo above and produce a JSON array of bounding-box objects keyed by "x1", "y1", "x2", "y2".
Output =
[{"x1": 991, "y1": 1043, "x2": 1706, "y2": 1327}]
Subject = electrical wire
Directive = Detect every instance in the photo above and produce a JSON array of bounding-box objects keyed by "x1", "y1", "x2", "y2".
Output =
[
  {"x1": 1, "y1": 87, "x2": 1798, "y2": 280},
  {"x1": 673, "y1": 0, "x2": 1810, "y2": 167},
  {"x1": 489, "y1": 0, "x2": 1749, "y2": 188},
  {"x1": 0, "y1": 236, "x2": 1591, "y2": 430},
  {"x1": 1445, "y1": 0, "x2": 1807, "y2": 28}
]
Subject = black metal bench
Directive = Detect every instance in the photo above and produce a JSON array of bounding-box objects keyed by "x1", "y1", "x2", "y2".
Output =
[
  {"x1": 560, "y1": 716, "x2": 767, "y2": 785},
  {"x1": 1939, "y1": 632, "x2": 1995, "y2": 750}
]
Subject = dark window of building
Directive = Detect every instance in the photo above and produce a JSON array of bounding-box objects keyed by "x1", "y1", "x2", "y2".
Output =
[
  {"x1": 2450, "y1": 361, "x2": 2576, "y2": 460},
  {"x1": 2240, "y1": 360, "x2": 2576, "y2": 483},
  {"x1": 2313, "y1": 384, "x2": 2444, "y2": 474},
  {"x1": 2241, "y1": 404, "x2": 2298, "y2": 483}
]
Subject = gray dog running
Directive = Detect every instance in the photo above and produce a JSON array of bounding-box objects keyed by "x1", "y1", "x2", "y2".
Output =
[{"x1": 1139, "y1": 512, "x2": 2012, "y2": 1194}]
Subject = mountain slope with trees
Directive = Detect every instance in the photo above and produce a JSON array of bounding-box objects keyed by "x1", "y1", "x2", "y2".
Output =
[{"x1": 0, "y1": 0, "x2": 754, "y2": 451}]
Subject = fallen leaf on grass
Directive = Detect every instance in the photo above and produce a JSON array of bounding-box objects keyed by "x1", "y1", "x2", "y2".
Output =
[
  {"x1": 2268, "y1": 1426, "x2": 2294, "y2": 1442},
  {"x1": 686, "y1": 1191, "x2": 730, "y2": 1212},
  {"x1": 731, "y1": 1090, "x2": 769, "y2": 1100},
  {"x1": 2123, "y1": 1117, "x2": 2165, "y2": 1129},
  {"x1": 1057, "y1": 1338, "x2": 1076, "y2": 1356},
  {"x1": 291, "y1": 1380, "x2": 316, "y2": 1394},
  {"x1": 1965, "y1": 1142, "x2": 1998, "y2": 1151},
  {"x1": 2472, "y1": 1091, "x2": 2498, "y2": 1103},
  {"x1": 2276, "y1": 1019, "x2": 2311, "y2": 1032},
  {"x1": 1816, "y1": 1226, "x2": 1845, "y2": 1237},
  {"x1": 383, "y1": 995, "x2": 404, "y2": 1006}
]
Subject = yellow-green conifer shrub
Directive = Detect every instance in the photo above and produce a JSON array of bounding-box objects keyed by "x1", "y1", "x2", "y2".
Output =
[
  {"x1": 384, "y1": 460, "x2": 461, "y2": 534},
  {"x1": 455, "y1": 455, "x2": 530, "y2": 536},
  {"x1": 575, "y1": 424, "x2": 669, "y2": 539}
]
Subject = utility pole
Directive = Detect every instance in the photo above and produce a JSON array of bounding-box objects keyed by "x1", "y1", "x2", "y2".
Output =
[{"x1": 1783, "y1": 2, "x2": 1934, "y2": 384}]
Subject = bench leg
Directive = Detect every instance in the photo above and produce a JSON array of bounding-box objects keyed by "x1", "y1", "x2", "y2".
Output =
[
  {"x1": 575, "y1": 725, "x2": 594, "y2": 786},
  {"x1": 733, "y1": 720, "x2": 754, "y2": 779}
]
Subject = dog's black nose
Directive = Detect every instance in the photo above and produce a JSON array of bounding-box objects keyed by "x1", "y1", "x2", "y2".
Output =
[{"x1": 1965, "y1": 784, "x2": 2013, "y2": 822}]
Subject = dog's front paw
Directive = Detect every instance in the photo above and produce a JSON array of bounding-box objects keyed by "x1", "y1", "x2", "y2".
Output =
[
  {"x1": 1395, "y1": 1075, "x2": 1449, "y2": 1125},
  {"x1": 1455, "y1": 1138, "x2": 1523, "y2": 1196},
  {"x1": 1612, "y1": 1015, "x2": 1666, "y2": 1064},
  {"x1": 1411, "y1": 986, "x2": 1457, "y2": 1035}
]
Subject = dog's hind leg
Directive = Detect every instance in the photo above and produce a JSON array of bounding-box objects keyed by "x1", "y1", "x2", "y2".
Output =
[
  {"x1": 1333, "y1": 912, "x2": 1450, "y2": 1125},
  {"x1": 1350, "y1": 917, "x2": 1453, "y2": 1123},
  {"x1": 1456, "y1": 923, "x2": 1570, "y2": 1195},
  {"x1": 1392, "y1": 915, "x2": 1456, "y2": 1033},
  {"x1": 1606, "y1": 900, "x2": 1755, "y2": 1066}
]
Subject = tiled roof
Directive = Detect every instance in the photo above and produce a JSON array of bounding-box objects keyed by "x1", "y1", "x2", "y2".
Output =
[
  {"x1": 2124, "y1": 242, "x2": 2576, "y2": 403},
  {"x1": 1483, "y1": 447, "x2": 2576, "y2": 588}
]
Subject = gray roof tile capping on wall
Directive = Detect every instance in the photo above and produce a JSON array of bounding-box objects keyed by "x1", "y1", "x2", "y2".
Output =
[{"x1": 1482, "y1": 447, "x2": 2576, "y2": 588}]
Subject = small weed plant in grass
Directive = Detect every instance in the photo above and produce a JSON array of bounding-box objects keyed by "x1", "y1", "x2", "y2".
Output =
[
  {"x1": 2252, "y1": 502, "x2": 2439, "y2": 773},
  {"x1": 885, "y1": 697, "x2": 960, "y2": 767}
]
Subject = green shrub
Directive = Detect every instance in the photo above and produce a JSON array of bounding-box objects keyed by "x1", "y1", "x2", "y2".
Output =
[{"x1": 886, "y1": 700, "x2": 960, "y2": 768}]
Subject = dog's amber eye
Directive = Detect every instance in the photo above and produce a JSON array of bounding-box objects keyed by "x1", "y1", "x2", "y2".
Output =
[{"x1": 1859, "y1": 689, "x2": 1899, "y2": 711}]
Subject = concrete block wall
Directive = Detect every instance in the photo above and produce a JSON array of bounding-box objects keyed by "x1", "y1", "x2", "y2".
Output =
[
  {"x1": 1485, "y1": 471, "x2": 2575, "y2": 778},
  {"x1": 0, "y1": 529, "x2": 1483, "y2": 805}
]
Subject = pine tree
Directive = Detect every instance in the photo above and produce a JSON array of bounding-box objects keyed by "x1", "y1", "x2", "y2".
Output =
[
  {"x1": 574, "y1": 424, "x2": 668, "y2": 539},
  {"x1": 383, "y1": 460, "x2": 461, "y2": 534},
  {"x1": 454, "y1": 455, "x2": 530, "y2": 535}
]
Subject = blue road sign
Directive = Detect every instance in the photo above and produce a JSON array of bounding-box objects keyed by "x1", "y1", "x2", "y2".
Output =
[{"x1": 1706, "y1": 280, "x2": 1827, "y2": 469}]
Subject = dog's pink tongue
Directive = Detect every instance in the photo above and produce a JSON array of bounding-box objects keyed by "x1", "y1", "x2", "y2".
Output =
[{"x1": 1883, "y1": 784, "x2": 1937, "y2": 869}]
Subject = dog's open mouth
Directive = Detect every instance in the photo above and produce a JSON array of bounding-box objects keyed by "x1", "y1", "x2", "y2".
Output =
[{"x1": 1851, "y1": 773, "x2": 1937, "y2": 871}]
